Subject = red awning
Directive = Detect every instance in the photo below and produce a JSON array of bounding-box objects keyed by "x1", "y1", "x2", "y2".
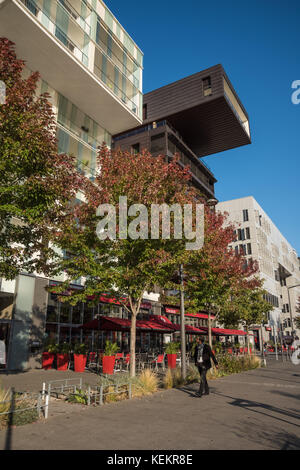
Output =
[
  {"x1": 172, "y1": 323, "x2": 207, "y2": 335},
  {"x1": 79, "y1": 316, "x2": 173, "y2": 333},
  {"x1": 199, "y1": 326, "x2": 247, "y2": 336},
  {"x1": 149, "y1": 315, "x2": 206, "y2": 335},
  {"x1": 185, "y1": 312, "x2": 215, "y2": 320}
]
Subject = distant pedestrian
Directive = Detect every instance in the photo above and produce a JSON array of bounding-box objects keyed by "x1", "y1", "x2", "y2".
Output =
[{"x1": 194, "y1": 336, "x2": 218, "y2": 397}]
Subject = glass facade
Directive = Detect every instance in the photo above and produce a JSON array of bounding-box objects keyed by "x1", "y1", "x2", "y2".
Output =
[
  {"x1": 21, "y1": 0, "x2": 143, "y2": 119},
  {"x1": 55, "y1": 91, "x2": 112, "y2": 179},
  {"x1": 44, "y1": 295, "x2": 162, "y2": 353}
]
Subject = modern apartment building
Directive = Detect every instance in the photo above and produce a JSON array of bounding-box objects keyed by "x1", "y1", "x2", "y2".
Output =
[
  {"x1": 0, "y1": 2, "x2": 253, "y2": 371},
  {"x1": 217, "y1": 196, "x2": 300, "y2": 346},
  {"x1": 112, "y1": 64, "x2": 251, "y2": 199},
  {"x1": 0, "y1": 0, "x2": 144, "y2": 370}
]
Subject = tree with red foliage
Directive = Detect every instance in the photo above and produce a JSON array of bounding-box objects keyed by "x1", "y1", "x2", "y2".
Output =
[
  {"x1": 52, "y1": 144, "x2": 199, "y2": 376},
  {"x1": 0, "y1": 38, "x2": 83, "y2": 279},
  {"x1": 185, "y1": 209, "x2": 260, "y2": 346}
]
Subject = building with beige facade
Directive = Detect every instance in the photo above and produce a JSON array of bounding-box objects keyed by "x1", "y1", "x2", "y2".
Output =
[{"x1": 217, "y1": 196, "x2": 300, "y2": 347}]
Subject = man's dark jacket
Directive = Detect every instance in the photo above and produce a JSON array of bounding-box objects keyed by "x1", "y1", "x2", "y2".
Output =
[{"x1": 194, "y1": 343, "x2": 218, "y2": 370}]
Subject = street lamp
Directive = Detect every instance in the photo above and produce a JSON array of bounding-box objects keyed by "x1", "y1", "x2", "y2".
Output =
[
  {"x1": 206, "y1": 198, "x2": 218, "y2": 211},
  {"x1": 179, "y1": 264, "x2": 186, "y2": 380},
  {"x1": 206, "y1": 198, "x2": 218, "y2": 347},
  {"x1": 287, "y1": 284, "x2": 300, "y2": 337}
]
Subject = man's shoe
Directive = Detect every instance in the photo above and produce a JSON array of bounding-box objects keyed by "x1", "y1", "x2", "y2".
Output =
[
  {"x1": 203, "y1": 391, "x2": 209, "y2": 395},
  {"x1": 196, "y1": 392, "x2": 202, "y2": 397}
]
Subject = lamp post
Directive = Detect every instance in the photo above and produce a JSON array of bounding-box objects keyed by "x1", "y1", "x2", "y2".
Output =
[
  {"x1": 206, "y1": 198, "x2": 218, "y2": 347},
  {"x1": 179, "y1": 264, "x2": 186, "y2": 380},
  {"x1": 287, "y1": 284, "x2": 300, "y2": 338}
]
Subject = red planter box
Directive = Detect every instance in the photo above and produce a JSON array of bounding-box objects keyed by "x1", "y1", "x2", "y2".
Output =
[
  {"x1": 167, "y1": 353, "x2": 177, "y2": 369},
  {"x1": 102, "y1": 355, "x2": 115, "y2": 375},
  {"x1": 74, "y1": 354, "x2": 87, "y2": 373},
  {"x1": 42, "y1": 352, "x2": 55, "y2": 370},
  {"x1": 57, "y1": 354, "x2": 69, "y2": 370}
]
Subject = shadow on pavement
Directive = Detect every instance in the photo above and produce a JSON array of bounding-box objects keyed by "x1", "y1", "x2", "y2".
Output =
[{"x1": 212, "y1": 391, "x2": 300, "y2": 428}]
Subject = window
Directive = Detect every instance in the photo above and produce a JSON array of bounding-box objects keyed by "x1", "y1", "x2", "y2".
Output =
[
  {"x1": 238, "y1": 228, "x2": 245, "y2": 241},
  {"x1": 202, "y1": 77, "x2": 212, "y2": 96},
  {"x1": 131, "y1": 143, "x2": 140, "y2": 155},
  {"x1": 247, "y1": 243, "x2": 252, "y2": 255},
  {"x1": 235, "y1": 246, "x2": 239, "y2": 256},
  {"x1": 240, "y1": 244, "x2": 247, "y2": 255},
  {"x1": 151, "y1": 133, "x2": 165, "y2": 154},
  {"x1": 143, "y1": 104, "x2": 147, "y2": 120},
  {"x1": 243, "y1": 209, "x2": 249, "y2": 222},
  {"x1": 246, "y1": 227, "x2": 251, "y2": 239}
]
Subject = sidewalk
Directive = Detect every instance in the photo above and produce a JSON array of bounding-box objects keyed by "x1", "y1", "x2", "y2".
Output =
[{"x1": 0, "y1": 359, "x2": 299, "y2": 450}]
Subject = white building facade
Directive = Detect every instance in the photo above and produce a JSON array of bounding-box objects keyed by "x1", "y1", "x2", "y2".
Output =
[
  {"x1": 0, "y1": 0, "x2": 144, "y2": 370},
  {"x1": 217, "y1": 196, "x2": 300, "y2": 346}
]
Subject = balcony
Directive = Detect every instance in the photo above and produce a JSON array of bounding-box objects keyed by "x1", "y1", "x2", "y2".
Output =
[
  {"x1": 113, "y1": 120, "x2": 216, "y2": 198},
  {"x1": 0, "y1": 0, "x2": 142, "y2": 134}
]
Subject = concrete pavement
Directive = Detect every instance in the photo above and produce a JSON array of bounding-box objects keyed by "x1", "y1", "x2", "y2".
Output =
[{"x1": 0, "y1": 359, "x2": 299, "y2": 450}]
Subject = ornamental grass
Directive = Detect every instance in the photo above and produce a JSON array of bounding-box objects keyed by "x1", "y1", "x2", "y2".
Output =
[{"x1": 132, "y1": 369, "x2": 158, "y2": 398}]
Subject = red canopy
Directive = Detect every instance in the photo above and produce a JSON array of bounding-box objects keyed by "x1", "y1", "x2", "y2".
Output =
[
  {"x1": 185, "y1": 312, "x2": 215, "y2": 320},
  {"x1": 199, "y1": 326, "x2": 247, "y2": 336},
  {"x1": 149, "y1": 315, "x2": 206, "y2": 335},
  {"x1": 79, "y1": 316, "x2": 174, "y2": 333}
]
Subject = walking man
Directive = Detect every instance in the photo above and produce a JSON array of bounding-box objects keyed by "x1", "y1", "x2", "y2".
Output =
[{"x1": 194, "y1": 336, "x2": 218, "y2": 397}]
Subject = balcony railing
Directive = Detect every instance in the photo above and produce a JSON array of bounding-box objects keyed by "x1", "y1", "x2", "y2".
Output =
[
  {"x1": 21, "y1": 0, "x2": 88, "y2": 65},
  {"x1": 93, "y1": 64, "x2": 139, "y2": 117},
  {"x1": 57, "y1": 113, "x2": 105, "y2": 150},
  {"x1": 21, "y1": 0, "x2": 140, "y2": 117}
]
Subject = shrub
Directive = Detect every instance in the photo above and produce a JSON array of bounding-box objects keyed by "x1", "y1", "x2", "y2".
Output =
[
  {"x1": 207, "y1": 353, "x2": 262, "y2": 379},
  {"x1": 132, "y1": 369, "x2": 158, "y2": 397},
  {"x1": 163, "y1": 367, "x2": 186, "y2": 389},
  {"x1": 163, "y1": 369, "x2": 174, "y2": 389},
  {"x1": 186, "y1": 364, "x2": 200, "y2": 383},
  {"x1": 165, "y1": 342, "x2": 180, "y2": 354},
  {"x1": 59, "y1": 342, "x2": 71, "y2": 354},
  {"x1": 0, "y1": 384, "x2": 11, "y2": 427},
  {"x1": 11, "y1": 401, "x2": 39, "y2": 426},
  {"x1": 104, "y1": 340, "x2": 119, "y2": 356},
  {"x1": 0, "y1": 389, "x2": 39, "y2": 427},
  {"x1": 74, "y1": 343, "x2": 87, "y2": 355},
  {"x1": 66, "y1": 389, "x2": 88, "y2": 405}
]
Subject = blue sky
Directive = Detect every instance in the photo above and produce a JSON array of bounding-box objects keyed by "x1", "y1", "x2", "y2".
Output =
[{"x1": 106, "y1": 0, "x2": 300, "y2": 254}]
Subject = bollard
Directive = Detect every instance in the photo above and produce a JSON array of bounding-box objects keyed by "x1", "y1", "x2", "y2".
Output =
[
  {"x1": 87, "y1": 386, "x2": 91, "y2": 406},
  {"x1": 44, "y1": 393, "x2": 49, "y2": 419},
  {"x1": 129, "y1": 383, "x2": 132, "y2": 399},
  {"x1": 42, "y1": 383, "x2": 46, "y2": 401},
  {"x1": 99, "y1": 385, "x2": 103, "y2": 405}
]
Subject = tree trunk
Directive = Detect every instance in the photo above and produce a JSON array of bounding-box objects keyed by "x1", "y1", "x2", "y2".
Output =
[
  {"x1": 208, "y1": 312, "x2": 212, "y2": 348},
  {"x1": 129, "y1": 314, "x2": 137, "y2": 377},
  {"x1": 246, "y1": 326, "x2": 250, "y2": 355}
]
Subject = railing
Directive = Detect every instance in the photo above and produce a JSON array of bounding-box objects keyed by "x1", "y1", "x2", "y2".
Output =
[
  {"x1": 22, "y1": 0, "x2": 140, "y2": 93},
  {"x1": 57, "y1": 115, "x2": 103, "y2": 150},
  {"x1": 58, "y1": 0, "x2": 91, "y2": 36},
  {"x1": 43, "y1": 377, "x2": 83, "y2": 399},
  {"x1": 21, "y1": 0, "x2": 89, "y2": 65},
  {"x1": 0, "y1": 390, "x2": 49, "y2": 423},
  {"x1": 93, "y1": 64, "x2": 139, "y2": 117}
]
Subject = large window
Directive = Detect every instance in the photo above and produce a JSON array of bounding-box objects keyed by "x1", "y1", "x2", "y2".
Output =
[
  {"x1": 151, "y1": 133, "x2": 165, "y2": 154},
  {"x1": 243, "y1": 209, "x2": 249, "y2": 222}
]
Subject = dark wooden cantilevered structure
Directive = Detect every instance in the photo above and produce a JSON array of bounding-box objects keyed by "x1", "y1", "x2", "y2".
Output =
[{"x1": 112, "y1": 64, "x2": 251, "y2": 197}]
